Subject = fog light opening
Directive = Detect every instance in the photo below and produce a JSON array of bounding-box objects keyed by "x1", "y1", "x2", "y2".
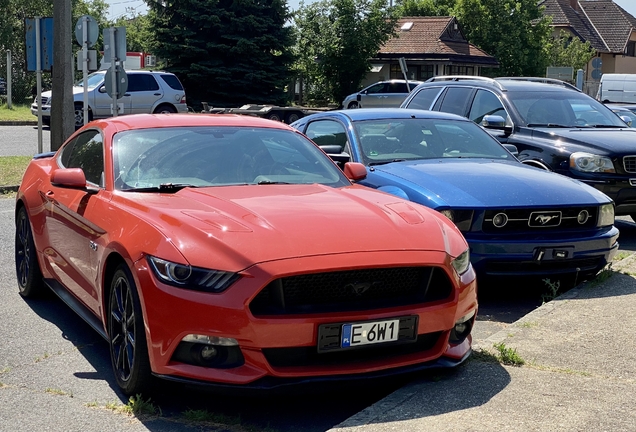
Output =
[
  {"x1": 492, "y1": 212, "x2": 508, "y2": 228},
  {"x1": 200, "y1": 345, "x2": 218, "y2": 361},
  {"x1": 577, "y1": 210, "x2": 589, "y2": 224},
  {"x1": 449, "y1": 311, "x2": 475, "y2": 344}
]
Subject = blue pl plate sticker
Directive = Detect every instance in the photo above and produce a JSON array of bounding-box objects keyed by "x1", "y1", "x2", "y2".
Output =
[{"x1": 342, "y1": 324, "x2": 352, "y2": 347}]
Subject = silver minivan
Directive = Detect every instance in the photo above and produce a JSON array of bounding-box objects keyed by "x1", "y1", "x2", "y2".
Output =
[
  {"x1": 31, "y1": 70, "x2": 188, "y2": 127},
  {"x1": 342, "y1": 80, "x2": 423, "y2": 109}
]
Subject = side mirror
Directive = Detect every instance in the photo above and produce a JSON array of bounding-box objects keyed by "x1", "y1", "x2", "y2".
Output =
[
  {"x1": 481, "y1": 115, "x2": 506, "y2": 128},
  {"x1": 98, "y1": 86, "x2": 107, "y2": 93},
  {"x1": 319, "y1": 145, "x2": 343, "y2": 154},
  {"x1": 51, "y1": 168, "x2": 87, "y2": 189},
  {"x1": 343, "y1": 162, "x2": 367, "y2": 181},
  {"x1": 620, "y1": 115, "x2": 632, "y2": 127}
]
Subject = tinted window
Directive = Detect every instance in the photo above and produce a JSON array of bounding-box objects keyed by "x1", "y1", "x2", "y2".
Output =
[
  {"x1": 366, "y1": 83, "x2": 387, "y2": 94},
  {"x1": 160, "y1": 74, "x2": 184, "y2": 90},
  {"x1": 407, "y1": 87, "x2": 443, "y2": 110},
  {"x1": 305, "y1": 120, "x2": 348, "y2": 151},
  {"x1": 60, "y1": 130, "x2": 104, "y2": 186},
  {"x1": 127, "y1": 74, "x2": 160, "y2": 92},
  {"x1": 468, "y1": 89, "x2": 509, "y2": 124},
  {"x1": 438, "y1": 87, "x2": 473, "y2": 116},
  {"x1": 388, "y1": 82, "x2": 408, "y2": 93}
]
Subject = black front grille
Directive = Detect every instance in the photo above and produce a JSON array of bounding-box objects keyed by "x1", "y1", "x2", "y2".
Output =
[
  {"x1": 484, "y1": 257, "x2": 604, "y2": 276},
  {"x1": 483, "y1": 207, "x2": 597, "y2": 233},
  {"x1": 262, "y1": 332, "x2": 443, "y2": 368},
  {"x1": 249, "y1": 267, "x2": 453, "y2": 316},
  {"x1": 623, "y1": 155, "x2": 636, "y2": 173}
]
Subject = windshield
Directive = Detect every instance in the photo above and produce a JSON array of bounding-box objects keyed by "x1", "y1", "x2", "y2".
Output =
[
  {"x1": 76, "y1": 72, "x2": 106, "y2": 90},
  {"x1": 506, "y1": 90, "x2": 627, "y2": 128},
  {"x1": 112, "y1": 126, "x2": 350, "y2": 191},
  {"x1": 352, "y1": 118, "x2": 516, "y2": 165}
]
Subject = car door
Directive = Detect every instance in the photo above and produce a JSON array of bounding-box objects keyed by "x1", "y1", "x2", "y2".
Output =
[
  {"x1": 432, "y1": 86, "x2": 475, "y2": 116},
  {"x1": 126, "y1": 73, "x2": 163, "y2": 114},
  {"x1": 93, "y1": 84, "x2": 132, "y2": 118},
  {"x1": 40, "y1": 130, "x2": 108, "y2": 315},
  {"x1": 385, "y1": 82, "x2": 410, "y2": 107},
  {"x1": 360, "y1": 82, "x2": 389, "y2": 108}
]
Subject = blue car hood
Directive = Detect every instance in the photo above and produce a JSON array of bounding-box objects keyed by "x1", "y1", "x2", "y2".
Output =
[{"x1": 373, "y1": 159, "x2": 611, "y2": 208}]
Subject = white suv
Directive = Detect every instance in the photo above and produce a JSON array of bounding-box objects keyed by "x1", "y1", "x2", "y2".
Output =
[{"x1": 31, "y1": 70, "x2": 188, "y2": 127}]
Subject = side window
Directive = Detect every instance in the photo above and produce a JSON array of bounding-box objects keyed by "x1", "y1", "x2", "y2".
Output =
[
  {"x1": 389, "y1": 82, "x2": 408, "y2": 93},
  {"x1": 366, "y1": 83, "x2": 387, "y2": 94},
  {"x1": 127, "y1": 74, "x2": 160, "y2": 92},
  {"x1": 159, "y1": 74, "x2": 183, "y2": 90},
  {"x1": 407, "y1": 87, "x2": 443, "y2": 110},
  {"x1": 437, "y1": 87, "x2": 474, "y2": 116},
  {"x1": 468, "y1": 90, "x2": 509, "y2": 124},
  {"x1": 305, "y1": 120, "x2": 349, "y2": 152},
  {"x1": 60, "y1": 130, "x2": 104, "y2": 186}
]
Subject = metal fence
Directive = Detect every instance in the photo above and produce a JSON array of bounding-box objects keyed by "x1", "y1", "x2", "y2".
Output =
[{"x1": 0, "y1": 50, "x2": 45, "y2": 108}]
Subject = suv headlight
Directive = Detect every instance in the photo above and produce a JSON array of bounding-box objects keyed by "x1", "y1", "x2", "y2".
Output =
[
  {"x1": 451, "y1": 248, "x2": 471, "y2": 275},
  {"x1": 597, "y1": 203, "x2": 615, "y2": 227},
  {"x1": 570, "y1": 152, "x2": 615, "y2": 173},
  {"x1": 147, "y1": 256, "x2": 240, "y2": 293}
]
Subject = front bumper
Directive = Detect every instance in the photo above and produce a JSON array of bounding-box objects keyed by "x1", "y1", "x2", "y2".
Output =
[
  {"x1": 468, "y1": 226, "x2": 619, "y2": 278},
  {"x1": 132, "y1": 250, "x2": 478, "y2": 387},
  {"x1": 31, "y1": 104, "x2": 51, "y2": 118}
]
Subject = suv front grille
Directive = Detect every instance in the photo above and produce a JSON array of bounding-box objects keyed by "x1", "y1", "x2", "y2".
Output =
[
  {"x1": 249, "y1": 267, "x2": 453, "y2": 316},
  {"x1": 623, "y1": 156, "x2": 636, "y2": 173},
  {"x1": 483, "y1": 207, "x2": 598, "y2": 233}
]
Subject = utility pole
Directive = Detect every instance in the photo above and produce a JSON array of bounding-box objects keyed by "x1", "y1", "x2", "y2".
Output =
[{"x1": 51, "y1": 0, "x2": 74, "y2": 151}]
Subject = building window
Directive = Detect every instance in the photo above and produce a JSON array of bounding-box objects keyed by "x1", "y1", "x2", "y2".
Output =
[
  {"x1": 627, "y1": 41, "x2": 636, "y2": 57},
  {"x1": 419, "y1": 65, "x2": 435, "y2": 80},
  {"x1": 446, "y1": 65, "x2": 475, "y2": 75}
]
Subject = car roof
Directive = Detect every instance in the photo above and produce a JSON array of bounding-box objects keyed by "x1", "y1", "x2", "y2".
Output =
[
  {"x1": 324, "y1": 108, "x2": 470, "y2": 122},
  {"x1": 419, "y1": 76, "x2": 578, "y2": 93},
  {"x1": 93, "y1": 113, "x2": 296, "y2": 132}
]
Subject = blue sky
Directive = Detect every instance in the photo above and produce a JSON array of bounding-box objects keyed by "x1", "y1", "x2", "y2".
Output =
[{"x1": 104, "y1": 0, "x2": 636, "y2": 24}]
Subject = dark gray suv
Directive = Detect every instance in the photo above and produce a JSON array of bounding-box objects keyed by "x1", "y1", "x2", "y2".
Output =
[{"x1": 401, "y1": 76, "x2": 636, "y2": 220}]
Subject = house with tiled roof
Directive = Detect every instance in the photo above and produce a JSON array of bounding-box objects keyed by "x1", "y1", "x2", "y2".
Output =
[
  {"x1": 360, "y1": 16, "x2": 499, "y2": 87},
  {"x1": 540, "y1": 0, "x2": 636, "y2": 90}
]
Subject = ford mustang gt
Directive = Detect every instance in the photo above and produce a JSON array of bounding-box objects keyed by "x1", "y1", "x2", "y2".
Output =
[
  {"x1": 291, "y1": 109, "x2": 619, "y2": 282},
  {"x1": 15, "y1": 114, "x2": 477, "y2": 395}
]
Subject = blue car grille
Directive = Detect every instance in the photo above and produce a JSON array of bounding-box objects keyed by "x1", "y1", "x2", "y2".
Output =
[
  {"x1": 623, "y1": 156, "x2": 636, "y2": 173},
  {"x1": 249, "y1": 267, "x2": 453, "y2": 316},
  {"x1": 482, "y1": 207, "x2": 598, "y2": 233}
]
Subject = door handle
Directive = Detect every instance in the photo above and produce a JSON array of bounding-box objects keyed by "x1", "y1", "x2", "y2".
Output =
[
  {"x1": 46, "y1": 190, "x2": 54, "y2": 197},
  {"x1": 153, "y1": 93, "x2": 161, "y2": 96},
  {"x1": 124, "y1": 93, "x2": 131, "y2": 97}
]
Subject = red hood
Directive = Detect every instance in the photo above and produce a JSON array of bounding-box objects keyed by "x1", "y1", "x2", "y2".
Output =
[{"x1": 114, "y1": 184, "x2": 462, "y2": 270}]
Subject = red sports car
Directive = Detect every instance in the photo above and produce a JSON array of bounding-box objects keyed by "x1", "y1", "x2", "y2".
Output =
[{"x1": 14, "y1": 114, "x2": 477, "y2": 395}]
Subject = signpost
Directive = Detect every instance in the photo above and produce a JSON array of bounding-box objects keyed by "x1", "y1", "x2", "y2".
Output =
[
  {"x1": 103, "y1": 27, "x2": 127, "y2": 117},
  {"x1": 75, "y1": 15, "x2": 98, "y2": 126}
]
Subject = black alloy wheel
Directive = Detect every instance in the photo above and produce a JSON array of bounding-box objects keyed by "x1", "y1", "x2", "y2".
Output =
[
  {"x1": 108, "y1": 264, "x2": 152, "y2": 395},
  {"x1": 15, "y1": 207, "x2": 45, "y2": 298}
]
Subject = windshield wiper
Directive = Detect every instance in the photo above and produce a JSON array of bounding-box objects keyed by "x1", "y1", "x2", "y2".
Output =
[
  {"x1": 590, "y1": 124, "x2": 626, "y2": 128},
  {"x1": 257, "y1": 180, "x2": 290, "y2": 185},
  {"x1": 368, "y1": 159, "x2": 406, "y2": 166},
  {"x1": 526, "y1": 123, "x2": 570, "y2": 128},
  {"x1": 122, "y1": 183, "x2": 196, "y2": 193}
]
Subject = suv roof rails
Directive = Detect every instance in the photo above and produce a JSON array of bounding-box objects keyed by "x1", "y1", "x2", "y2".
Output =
[
  {"x1": 495, "y1": 77, "x2": 581, "y2": 92},
  {"x1": 425, "y1": 75, "x2": 505, "y2": 90}
]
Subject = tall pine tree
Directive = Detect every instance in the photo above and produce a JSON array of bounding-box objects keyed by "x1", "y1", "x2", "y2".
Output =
[{"x1": 146, "y1": 0, "x2": 295, "y2": 109}]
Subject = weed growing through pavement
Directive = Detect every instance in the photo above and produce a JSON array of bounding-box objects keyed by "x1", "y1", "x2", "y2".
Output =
[
  {"x1": 85, "y1": 400, "x2": 99, "y2": 408},
  {"x1": 45, "y1": 388, "x2": 71, "y2": 397},
  {"x1": 0, "y1": 367, "x2": 10, "y2": 374},
  {"x1": 613, "y1": 251, "x2": 631, "y2": 261},
  {"x1": 589, "y1": 263, "x2": 613, "y2": 286},
  {"x1": 518, "y1": 321, "x2": 539, "y2": 328},
  {"x1": 541, "y1": 278, "x2": 561, "y2": 304},
  {"x1": 493, "y1": 342, "x2": 525, "y2": 366}
]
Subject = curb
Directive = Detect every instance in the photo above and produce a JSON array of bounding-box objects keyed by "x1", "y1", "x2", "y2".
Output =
[
  {"x1": 0, "y1": 121, "x2": 37, "y2": 126},
  {"x1": 0, "y1": 185, "x2": 19, "y2": 194}
]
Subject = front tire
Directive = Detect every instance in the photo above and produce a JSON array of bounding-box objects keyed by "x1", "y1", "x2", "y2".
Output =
[
  {"x1": 347, "y1": 101, "x2": 360, "y2": 109},
  {"x1": 15, "y1": 207, "x2": 46, "y2": 298},
  {"x1": 108, "y1": 264, "x2": 152, "y2": 395},
  {"x1": 74, "y1": 103, "x2": 93, "y2": 129}
]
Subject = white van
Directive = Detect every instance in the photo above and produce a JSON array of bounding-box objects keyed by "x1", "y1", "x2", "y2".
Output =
[{"x1": 597, "y1": 74, "x2": 636, "y2": 103}]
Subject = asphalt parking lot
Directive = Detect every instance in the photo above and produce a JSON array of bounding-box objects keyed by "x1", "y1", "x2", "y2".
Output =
[{"x1": 1, "y1": 125, "x2": 635, "y2": 431}]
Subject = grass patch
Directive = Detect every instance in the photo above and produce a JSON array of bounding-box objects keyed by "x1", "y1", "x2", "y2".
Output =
[
  {"x1": 0, "y1": 104, "x2": 34, "y2": 122},
  {"x1": 517, "y1": 321, "x2": 539, "y2": 328},
  {"x1": 541, "y1": 278, "x2": 561, "y2": 304},
  {"x1": 588, "y1": 263, "x2": 614, "y2": 287},
  {"x1": 0, "y1": 156, "x2": 31, "y2": 187},
  {"x1": 45, "y1": 387, "x2": 70, "y2": 396},
  {"x1": 613, "y1": 251, "x2": 631, "y2": 261},
  {"x1": 85, "y1": 400, "x2": 99, "y2": 408},
  {"x1": 107, "y1": 394, "x2": 160, "y2": 417},
  {"x1": 0, "y1": 367, "x2": 10, "y2": 374},
  {"x1": 493, "y1": 342, "x2": 525, "y2": 366}
]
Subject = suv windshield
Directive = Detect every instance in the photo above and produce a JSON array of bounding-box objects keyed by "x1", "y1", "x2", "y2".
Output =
[
  {"x1": 75, "y1": 72, "x2": 106, "y2": 90},
  {"x1": 507, "y1": 90, "x2": 627, "y2": 128}
]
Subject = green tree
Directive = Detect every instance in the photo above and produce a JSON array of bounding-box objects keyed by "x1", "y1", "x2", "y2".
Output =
[
  {"x1": 113, "y1": 14, "x2": 153, "y2": 54},
  {"x1": 294, "y1": 0, "x2": 398, "y2": 105},
  {"x1": 455, "y1": 0, "x2": 552, "y2": 77},
  {"x1": 396, "y1": 0, "x2": 456, "y2": 17},
  {"x1": 146, "y1": 0, "x2": 295, "y2": 110},
  {"x1": 548, "y1": 30, "x2": 596, "y2": 72}
]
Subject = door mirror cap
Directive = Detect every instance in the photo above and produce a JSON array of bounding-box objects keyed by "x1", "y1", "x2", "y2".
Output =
[
  {"x1": 481, "y1": 115, "x2": 506, "y2": 128},
  {"x1": 51, "y1": 168, "x2": 87, "y2": 188},
  {"x1": 344, "y1": 162, "x2": 367, "y2": 181}
]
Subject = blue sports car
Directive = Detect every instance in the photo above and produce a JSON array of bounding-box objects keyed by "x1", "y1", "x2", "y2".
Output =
[{"x1": 291, "y1": 108, "x2": 619, "y2": 282}]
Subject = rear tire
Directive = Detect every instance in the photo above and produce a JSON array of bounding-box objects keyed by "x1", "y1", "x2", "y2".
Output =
[
  {"x1": 15, "y1": 207, "x2": 46, "y2": 298},
  {"x1": 108, "y1": 264, "x2": 152, "y2": 396},
  {"x1": 153, "y1": 104, "x2": 177, "y2": 114}
]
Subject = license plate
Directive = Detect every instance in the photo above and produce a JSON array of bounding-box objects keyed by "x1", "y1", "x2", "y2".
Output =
[{"x1": 341, "y1": 319, "x2": 400, "y2": 348}]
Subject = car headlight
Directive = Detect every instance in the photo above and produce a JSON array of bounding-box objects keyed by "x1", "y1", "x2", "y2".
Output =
[
  {"x1": 597, "y1": 203, "x2": 615, "y2": 227},
  {"x1": 451, "y1": 248, "x2": 471, "y2": 275},
  {"x1": 438, "y1": 209, "x2": 474, "y2": 232},
  {"x1": 147, "y1": 256, "x2": 240, "y2": 293},
  {"x1": 569, "y1": 152, "x2": 615, "y2": 173}
]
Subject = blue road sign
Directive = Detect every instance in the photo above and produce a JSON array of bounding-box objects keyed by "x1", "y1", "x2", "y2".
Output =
[{"x1": 25, "y1": 17, "x2": 54, "y2": 72}]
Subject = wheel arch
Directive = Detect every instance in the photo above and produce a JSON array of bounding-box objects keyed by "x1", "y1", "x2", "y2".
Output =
[
  {"x1": 520, "y1": 159, "x2": 552, "y2": 171},
  {"x1": 152, "y1": 102, "x2": 178, "y2": 113}
]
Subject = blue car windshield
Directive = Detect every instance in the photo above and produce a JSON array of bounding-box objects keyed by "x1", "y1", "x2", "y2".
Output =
[
  {"x1": 352, "y1": 118, "x2": 516, "y2": 165},
  {"x1": 112, "y1": 126, "x2": 350, "y2": 191}
]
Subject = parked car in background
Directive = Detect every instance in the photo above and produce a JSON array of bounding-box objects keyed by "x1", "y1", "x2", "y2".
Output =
[
  {"x1": 30, "y1": 70, "x2": 188, "y2": 128},
  {"x1": 596, "y1": 73, "x2": 636, "y2": 104},
  {"x1": 342, "y1": 80, "x2": 423, "y2": 109},
  {"x1": 291, "y1": 108, "x2": 618, "y2": 282},
  {"x1": 400, "y1": 76, "x2": 636, "y2": 222},
  {"x1": 15, "y1": 113, "x2": 477, "y2": 395},
  {"x1": 606, "y1": 104, "x2": 636, "y2": 127}
]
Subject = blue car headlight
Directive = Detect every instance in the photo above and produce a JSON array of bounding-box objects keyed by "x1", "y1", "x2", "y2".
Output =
[
  {"x1": 597, "y1": 203, "x2": 615, "y2": 227},
  {"x1": 438, "y1": 209, "x2": 474, "y2": 232},
  {"x1": 451, "y1": 248, "x2": 471, "y2": 275},
  {"x1": 147, "y1": 256, "x2": 240, "y2": 293}
]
